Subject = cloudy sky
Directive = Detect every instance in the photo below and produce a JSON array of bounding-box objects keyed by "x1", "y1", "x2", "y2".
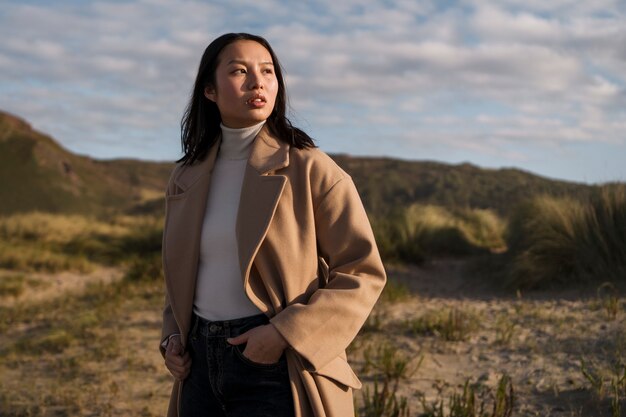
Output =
[{"x1": 1, "y1": 0, "x2": 625, "y2": 184}]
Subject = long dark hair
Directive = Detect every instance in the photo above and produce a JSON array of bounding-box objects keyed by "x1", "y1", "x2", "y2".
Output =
[{"x1": 179, "y1": 33, "x2": 316, "y2": 165}]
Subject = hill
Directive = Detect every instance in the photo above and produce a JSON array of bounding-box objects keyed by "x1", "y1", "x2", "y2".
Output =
[
  {"x1": 0, "y1": 111, "x2": 172, "y2": 216},
  {"x1": 0, "y1": 110, "x2": 597, "y2": 217},
  {"x1": 331, "y1": 155, "x2": 594, "y2": 217}
]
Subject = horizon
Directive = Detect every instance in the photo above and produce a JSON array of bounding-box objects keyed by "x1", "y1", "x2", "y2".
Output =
[{"x1": 1, "y1": 1, "x2": 625, "y2": 185}]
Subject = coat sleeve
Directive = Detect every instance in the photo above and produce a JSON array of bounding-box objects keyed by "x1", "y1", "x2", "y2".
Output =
[
  {"x1": 160, "y1": 291, "x2": 180, "y2": 357},
  {"x1": 269, "y1": 175, "x2": 387, "y2": 371}
]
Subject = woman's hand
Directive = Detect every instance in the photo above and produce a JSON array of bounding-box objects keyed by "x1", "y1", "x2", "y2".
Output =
[
  {"x1": 164, "y1": 335, "x2": 191, "y2": 380},
  {"x1": 227, "y1": 323, "x2": 288, "y2": 364}
]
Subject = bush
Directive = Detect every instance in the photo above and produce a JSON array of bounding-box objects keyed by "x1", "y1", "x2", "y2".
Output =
[
  {"x1": 371, "y1": 205, "x2": 506, "y2": 264},
  {"x1": 505, "y1": 185, "x2": 626, "y2": 288}
]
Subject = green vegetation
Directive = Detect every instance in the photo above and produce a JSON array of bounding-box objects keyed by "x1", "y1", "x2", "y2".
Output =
[
  {"x1": 332, "y1": 155, "x2": 594, "y2": 218},
  {"x1": 360, "y1": 341, "x2": 422, "y2": 417},
  {"x1": 0, "y1": 110, "x2": 598, "y2": 221},
  {"x1": 372, "y1": 204, "x2": 506, "y2": 264},
  {"x1": 357, "y1": 339, "x2": 515, "y2": 417},
  {"x1": 581, "y1": 357, "x2": 626, "y2": 417},
  {"x1": 503, "y1": 185, "x2": 626, "y2": 289},
  {"x1": 0, "y1": 212, "x2": 163, "y2": 272},
  {"x1": 418, "y1": 375, "x2": 514, "y2": 417},
  {"x1": 405, "y1": 307, "x2": 481, "y2": 342},
  {"x1": 0, "y1": 110, "x2": 171, "y2": 216}
]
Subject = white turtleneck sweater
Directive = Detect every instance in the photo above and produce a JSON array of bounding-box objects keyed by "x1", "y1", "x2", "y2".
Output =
[{"x1": 193, "y1": 121, "x2": 266, "y2": 321}]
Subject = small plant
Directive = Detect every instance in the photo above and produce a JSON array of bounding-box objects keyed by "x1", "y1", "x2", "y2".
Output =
[
  {"x1": 407, "y1": 308, "x2": 480, "y2": 342},
  {"x1": 361, "y1": 379, "x2": 411, "y2": 417},
  {"x1": 418, "y1": 374, "x2": 514, "y2": 417},
  {"x1": 494, "y1": 314, "x2": 516, "y2": 346},
  {"x1": 359, "y1": 342, "x2": 422, "y2": 417},
  {"x1": 362, "y1": 342, "x2": 422, "y2": 383},
  {"x1": 581, "y1": 357, "x2": 626, "y2": 417},
  {"x1": 381, "y1": 280, "x2": 411, "y2": 303},
  {"x1": 597, "y1": 282, "x2": 620, "y2": 321}
]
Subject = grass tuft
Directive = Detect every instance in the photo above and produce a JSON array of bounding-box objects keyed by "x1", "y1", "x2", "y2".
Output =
[
  {"x1": 505, "y1": 185, "x2": 626, "y2": 288},
  {"x1": 406, "y1": 308, "x2": 480, "y2": 342},
  {"x1": 371, "y1": 204, "x2": 506, "y2": 264},
  {"x1": 418, "y1": 374, "x2": 514, "y2": 417}
]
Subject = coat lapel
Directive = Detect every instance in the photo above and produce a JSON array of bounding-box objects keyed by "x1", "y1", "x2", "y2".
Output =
[
  {"x1": 163, "y1": 127, "x2": 289, "y2": 335},
  {"x1": 163, "y1": 141, "x2": 220, "y2": 340},
  {"x1": 236, "y1": 127, "x2": 289, "y2": 299},
  {"x1": 164, "y1": 126, "x2": 289, "y2": 337}
]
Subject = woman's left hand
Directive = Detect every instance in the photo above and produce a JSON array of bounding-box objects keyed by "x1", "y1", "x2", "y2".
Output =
[{"x1": 227, "y1": 323, "x2": 288, "y2": 364}]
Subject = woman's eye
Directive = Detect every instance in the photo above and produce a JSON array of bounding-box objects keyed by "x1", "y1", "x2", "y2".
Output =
[{"x1": 233, "y1": 68, "x2": 246, "y2": 74}]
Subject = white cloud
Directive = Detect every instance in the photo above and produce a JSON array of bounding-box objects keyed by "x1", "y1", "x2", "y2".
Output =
[{"x1": 0, "y1": 0, "x2": 624, "y2": 182}]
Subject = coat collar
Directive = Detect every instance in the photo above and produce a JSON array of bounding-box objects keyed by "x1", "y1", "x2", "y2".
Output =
[
  {"x1": 247, "y1": 125, "x2": 290, "y2": 174},
  {"x1": 173, "y1": 125, "x2": 290, "y2": 191}
]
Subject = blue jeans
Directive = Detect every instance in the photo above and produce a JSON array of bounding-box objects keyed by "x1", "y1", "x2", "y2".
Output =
[{"x1": 180, "y1": 313, "x2": 295, "y2": 417}]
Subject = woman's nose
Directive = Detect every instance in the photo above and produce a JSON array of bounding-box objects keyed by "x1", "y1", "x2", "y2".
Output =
[{"x1": 247, "y1": 71, "x2": 263, "y2": 90}]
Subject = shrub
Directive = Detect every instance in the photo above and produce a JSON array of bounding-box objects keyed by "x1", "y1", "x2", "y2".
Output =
[
  {"x1": 371, "y1": 205, "x2": 506, "y2": 264},
  {"x1": 505, "y1": 185, "x2": 626, "y2": 288}
]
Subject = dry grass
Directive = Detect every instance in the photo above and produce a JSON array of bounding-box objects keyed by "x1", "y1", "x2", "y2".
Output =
[
  {"x1": 1, "y1": 210, "x2": 625, "y2": 416},
  {"x1": 0, "y1": 212, "x2": 162, "y2": 272},
  {"x1": 0, "y1": 276, "x2": 170, "y2": 416},
  {"x1": 372, "y1": 204, "x2": 506, "y2": 264},
  {"x1": 505, "y1": 185, "x2": 626, "y2": 288}
]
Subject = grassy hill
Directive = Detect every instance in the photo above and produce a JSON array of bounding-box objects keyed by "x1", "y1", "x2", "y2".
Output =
[
  {"x1": 0, "y1": 110, "x2": 596, "y2": 217},
  {"x1": 331, "y1": 155, "x2": 594, "y2": 217},
  {"x1": 0, "y1": 111, "x2": 172, "y2": 216}
]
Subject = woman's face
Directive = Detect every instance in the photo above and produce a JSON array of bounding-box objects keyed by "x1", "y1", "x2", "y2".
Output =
[{"x1": 205, "y1": 40, "x2": 278, "y2": 128}]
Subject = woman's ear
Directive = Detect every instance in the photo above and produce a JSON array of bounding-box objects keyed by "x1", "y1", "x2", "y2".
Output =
[{"x1": 204, "y1": 86, "x2": 216, "y2": 102}]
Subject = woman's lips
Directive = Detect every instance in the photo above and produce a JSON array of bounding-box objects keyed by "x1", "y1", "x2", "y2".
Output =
[{"x1": 246, "y1": 94, "x2": 266, "y2": 108}]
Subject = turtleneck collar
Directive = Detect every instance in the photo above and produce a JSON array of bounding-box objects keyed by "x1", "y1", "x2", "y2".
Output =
[{"x1": 218, "y1": 120, "x2": 266, "y2": 160}]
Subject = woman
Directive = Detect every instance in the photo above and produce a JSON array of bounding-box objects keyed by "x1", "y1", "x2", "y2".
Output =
[{"x1": 160, "y1": 32, "x2": 386, "y2": 417}]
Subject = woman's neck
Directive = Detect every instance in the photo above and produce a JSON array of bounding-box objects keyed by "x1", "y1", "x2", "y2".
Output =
[{"x1": 218, "y1": 120, "x2": 266, "y2": 160}]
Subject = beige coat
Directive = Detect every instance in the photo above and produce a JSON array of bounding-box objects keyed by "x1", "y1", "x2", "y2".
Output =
[{"x1": 160, "y1": 126, "x2": 387, "y2": 417}]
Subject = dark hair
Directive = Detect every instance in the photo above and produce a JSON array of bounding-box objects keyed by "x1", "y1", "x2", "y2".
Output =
[{"x1": 179, "y1": 33, "x2": 316, "y2": 165}]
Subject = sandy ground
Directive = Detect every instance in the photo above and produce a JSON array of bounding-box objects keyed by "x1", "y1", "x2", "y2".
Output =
[
  {"x1": 350, "y1": 260, "x2": 626, "y2": 417},
  {"x1": 1, "y1": 260, "x2": 624, "y2": 416}
]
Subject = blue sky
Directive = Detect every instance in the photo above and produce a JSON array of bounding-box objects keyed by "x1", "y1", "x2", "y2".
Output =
[{"x1": 1, "y1": 0, "x2": 625, "y2": 184}]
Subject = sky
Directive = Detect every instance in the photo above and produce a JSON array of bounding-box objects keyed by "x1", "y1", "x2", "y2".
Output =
[{"x1": 1, "y1": 0, "x2": 625, "y2": 184}]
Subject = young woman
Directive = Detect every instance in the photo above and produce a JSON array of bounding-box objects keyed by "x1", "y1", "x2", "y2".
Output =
[{"x1": 160, "y1": 33, "x2": 386, "y2": 417}]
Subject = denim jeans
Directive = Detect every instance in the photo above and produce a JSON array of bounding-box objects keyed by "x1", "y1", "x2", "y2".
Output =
[{"x1": 180, "y1": 313, "x2": 295, "y2": 417}]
